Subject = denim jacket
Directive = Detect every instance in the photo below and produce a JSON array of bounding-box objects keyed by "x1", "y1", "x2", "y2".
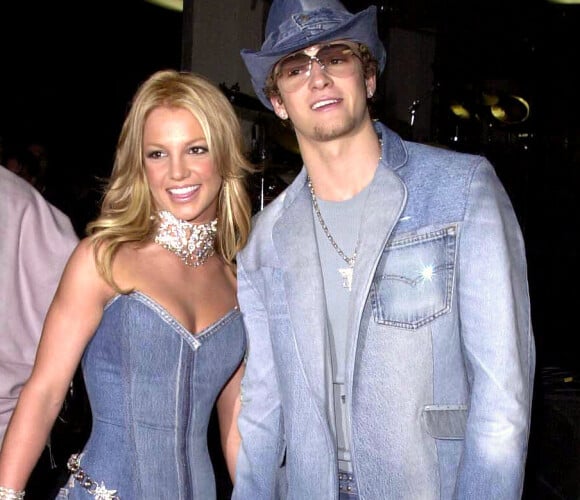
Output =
[{"x1": 234, "y1": 122, "x2": 535, "y2": 499}]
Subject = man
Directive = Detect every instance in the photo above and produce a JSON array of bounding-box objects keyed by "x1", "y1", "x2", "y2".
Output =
[
  {"x1": 233, "y1": 1, "x2": 535, "y2": 498},
  {"x1": 0, "y1": 165, "x2": 78, "y2": 446}
]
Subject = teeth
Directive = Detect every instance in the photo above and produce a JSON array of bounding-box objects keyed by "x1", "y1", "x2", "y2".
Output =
[
  {"x1": 312, "y1": 99, "x2": 338, "y2": 110},
  {"x1": 169, "y1": 185, "x2": 197, "y2": 195}
]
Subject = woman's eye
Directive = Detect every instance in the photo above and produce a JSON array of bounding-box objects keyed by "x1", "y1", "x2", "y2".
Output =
[
  {"x1": 146, "y1": 150, "x2": 165, "y2": 159},
  {"x1": 189, "y1": 146, "x2": 208, "y2": 155}
]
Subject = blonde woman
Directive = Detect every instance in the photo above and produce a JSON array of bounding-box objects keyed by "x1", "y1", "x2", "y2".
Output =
[{"x1": 0, "y1": 69, "x2": 253, "y2": 499}]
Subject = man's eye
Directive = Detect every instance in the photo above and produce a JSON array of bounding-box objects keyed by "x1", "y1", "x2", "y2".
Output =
[
  {"x1": 287, "y1": 66, "x2": 305, "y2": 77},
  {"x1": 280, "y1": 56, "x2": 310, "y2": 78},
  {"x1": 326, "y1": 53, "x2": 349, "y2": 65},
  {"x1": 283, "y1": 62, "x2": 308, "y2": 78},
  {"x1": 322, "y1": 46, "x2": 352, "y2": 66}
]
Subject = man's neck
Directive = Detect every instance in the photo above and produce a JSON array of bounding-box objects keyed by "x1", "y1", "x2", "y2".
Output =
[{"x1": 299, "y1": 120, "x2": 381, "y2": 201}]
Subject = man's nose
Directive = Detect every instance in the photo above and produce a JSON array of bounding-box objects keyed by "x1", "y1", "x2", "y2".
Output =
[{"x1": 307, "y1": 58, "x2": 332, "y2": 87}]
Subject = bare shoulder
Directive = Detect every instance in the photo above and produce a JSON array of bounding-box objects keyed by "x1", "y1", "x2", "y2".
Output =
[
  {"x1": 63, "y1": 237, "x2": 101, "y2": 282},
  {"x1": 67, "y1": 237, "x2": 96, "y2": 265},
  {"x1": 111, "y1": 241, "x2": 155, "y2": 290},
  {"x1": 55, "y1": 237, "x2": 115, "y2": 307},
  {"x1": 30, "y1": 237, "x2": 116, "y2": 384}
]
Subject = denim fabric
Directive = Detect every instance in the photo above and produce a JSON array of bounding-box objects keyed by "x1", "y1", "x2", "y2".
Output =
[
  {"x1": 233, "y1": 122, "x2": 535, "y2": 499},
  {"x1": 240, "y1": 0, "x2": 386, "y2": 109},
  {"x1": 370, "y1": 226, "x2": 455, "y2": 329},
  {"x1": 57, "y1": 292, "x2": 245, "y2": 499}
]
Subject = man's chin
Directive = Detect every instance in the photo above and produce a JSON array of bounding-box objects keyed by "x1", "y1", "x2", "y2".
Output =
[{"x1": 312, "y1": 121, "x2": 355, "y2": 142}]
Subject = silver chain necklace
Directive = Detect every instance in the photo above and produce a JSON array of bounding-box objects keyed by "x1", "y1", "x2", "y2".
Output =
[
  {"x1": 308, "y1": 177, "x2": 357, "y2": 290},
  {"x1": 307, "y1": 137, "x2": 382, "y2": 291}
]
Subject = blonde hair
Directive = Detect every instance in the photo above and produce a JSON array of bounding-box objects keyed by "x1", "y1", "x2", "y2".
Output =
[{"x1": 87, "y1": 69, "x2": 253, "y2": 290}]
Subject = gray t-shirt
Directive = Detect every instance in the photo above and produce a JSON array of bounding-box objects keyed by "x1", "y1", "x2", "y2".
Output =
[{"x1": 312, "y1": 182, "x2": 370, "y2": 473}]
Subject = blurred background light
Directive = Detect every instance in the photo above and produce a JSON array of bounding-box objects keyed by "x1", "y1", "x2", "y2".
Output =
[{"x1": 145, "y1": 0, "x2": 183, "y2": 11}]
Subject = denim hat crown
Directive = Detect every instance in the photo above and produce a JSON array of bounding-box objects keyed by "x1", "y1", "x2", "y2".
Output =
[{"x1": 241, "y1": 0, "x2": 387, "y2": 110}]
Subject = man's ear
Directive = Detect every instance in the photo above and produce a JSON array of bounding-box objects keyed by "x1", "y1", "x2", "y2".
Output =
[
  {"x1": 365, "y1": 74, "x2": 377, "y2": 99},
  {"x1": 270, "y1": 96, "x2": 289, "y2": 120}
]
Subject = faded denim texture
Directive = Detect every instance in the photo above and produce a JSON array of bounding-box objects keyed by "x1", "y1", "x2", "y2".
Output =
[
  {"x1": 233, "y1": 122, "x2": 535, "y2": 500},
  {"x1": 58, "y1": 292, "x2": 245, "y2": 499}
]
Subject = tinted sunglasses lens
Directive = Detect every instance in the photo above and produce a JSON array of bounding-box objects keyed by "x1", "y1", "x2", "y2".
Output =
[
  {"x1": 276, "y1": 44, "x2": 358, "y2": 92},
  {"x1": 278, "y1": 54, "x2": 312, "y2": 82},
  {"x1": 317, "y1": 44, "x2": 356, "y2": 76}
]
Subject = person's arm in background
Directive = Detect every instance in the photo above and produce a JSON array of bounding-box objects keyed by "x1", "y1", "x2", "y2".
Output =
[
  {"x1": 232, "y1": 256, "x2": 285, "y2": 500},
  {"x1": 0, "y1": 167, "x2": 78, "y2": 447},
  {"x1": 0, "y1": 238, "x2": 112, "y2": 491},
  {"x1": 455, "y1": 157, "x2": 535, "y2": 498}
]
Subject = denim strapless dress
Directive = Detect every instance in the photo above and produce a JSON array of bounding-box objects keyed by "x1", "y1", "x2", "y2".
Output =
[{"x1": 57, "y1": 291, "x2": 246, "y2": 499}]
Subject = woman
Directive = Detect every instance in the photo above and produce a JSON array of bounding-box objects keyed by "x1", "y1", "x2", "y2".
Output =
[{"x1": 0, "y1": 69, "x2": 253, "y2": 499}]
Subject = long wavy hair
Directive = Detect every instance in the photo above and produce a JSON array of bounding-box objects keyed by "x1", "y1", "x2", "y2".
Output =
[{"x1": 87, "y1": 69, "x2": 253, "y2": 290}]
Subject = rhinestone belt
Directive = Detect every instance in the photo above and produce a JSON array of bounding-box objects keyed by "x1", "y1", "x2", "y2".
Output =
[{"x1": 66, "y1": 454, "x2": 120, "y2": 500}]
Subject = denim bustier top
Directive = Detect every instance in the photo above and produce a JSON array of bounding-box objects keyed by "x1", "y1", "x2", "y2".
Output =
[{"x1": 61, "y1": 291, "x2": 246, "y2": 499}]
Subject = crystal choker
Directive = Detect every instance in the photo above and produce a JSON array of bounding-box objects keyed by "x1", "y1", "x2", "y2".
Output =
[{"x1": 154, "y1": 210, "x2": 217, "y2": 267}]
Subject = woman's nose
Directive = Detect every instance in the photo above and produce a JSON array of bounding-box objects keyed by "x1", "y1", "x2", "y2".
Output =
[{"x1": 169, "y1": 157, "x2": 189, "y2": 180}]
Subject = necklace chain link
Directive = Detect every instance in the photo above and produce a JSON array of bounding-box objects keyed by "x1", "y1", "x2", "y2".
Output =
[
  {"x1": 308, "y1": 177, "x2": 356, "y2": 267},
  {"x1": 307, "y1": 137, "x2": 383, "y2": 269}
]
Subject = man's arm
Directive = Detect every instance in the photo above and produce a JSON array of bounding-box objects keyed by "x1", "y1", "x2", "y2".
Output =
[
  {"x1": 455, "y1": 157, "x2": 535, "y2": 498},
  {"x1": 233, "y1": 256, "x2": 285, "y2": 500}
]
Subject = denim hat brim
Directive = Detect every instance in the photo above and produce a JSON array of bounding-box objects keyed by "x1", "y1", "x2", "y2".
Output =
[{"x1": 241, "y1": 5, "x2": 387, "y2": 110}]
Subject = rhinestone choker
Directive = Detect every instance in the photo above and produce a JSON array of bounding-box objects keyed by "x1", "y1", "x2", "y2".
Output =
[{"x1": 154, "y1": 210, "x2": 217, "y2": 267}]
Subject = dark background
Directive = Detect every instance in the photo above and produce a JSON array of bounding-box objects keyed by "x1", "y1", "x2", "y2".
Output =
[
  {"x1": 0, "y1": 0, "x2": 183, "y2": 233},
  {"x1": 1, "y1": 0, "x2": 579, "y2": 498}
]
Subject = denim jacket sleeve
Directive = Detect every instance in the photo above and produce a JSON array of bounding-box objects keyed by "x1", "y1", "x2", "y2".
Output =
[
  {"x1": 233, "y1": 256, "x2": 285, "y2": 500},
  {"x1": 454, "y1": 157, "x2": 535, "y2": 498}
]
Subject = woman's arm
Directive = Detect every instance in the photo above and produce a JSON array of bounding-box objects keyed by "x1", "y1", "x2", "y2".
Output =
[
  {"x1": 216, "y1": 362, "x2": 244, "y2": 482},
  {"x1": 0, "y1": 238, "x2": 113, "y2": 490}
]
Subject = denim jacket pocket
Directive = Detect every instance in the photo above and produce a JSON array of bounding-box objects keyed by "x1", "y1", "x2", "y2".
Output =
[
  {"x1": 423, "y1": 404, "x2": 468, "y2": 439},
  {"x1": 371, "y1": 226, "x2": 457, "y2": 329}
]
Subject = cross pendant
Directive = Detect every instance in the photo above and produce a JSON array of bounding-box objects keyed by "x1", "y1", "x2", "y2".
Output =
[{"x1": 338, "y1": 266, "x2": 354, "y2": 291}]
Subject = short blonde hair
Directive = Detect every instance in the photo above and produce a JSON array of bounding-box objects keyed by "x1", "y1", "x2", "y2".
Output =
[{"x1": 87, "y1": 69, "x2": 253, "y2": 290}]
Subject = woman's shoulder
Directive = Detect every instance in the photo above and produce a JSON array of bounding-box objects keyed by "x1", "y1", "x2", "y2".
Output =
[
  {"x1": 111, "y1": 240, "x2": 164, "y2": 291},
  {"x1": 58, "y1": 237, "x2": 115, "y2": 302},
  {"x1": 65, "y1": 237, "x2": 97, "y2": 270}
]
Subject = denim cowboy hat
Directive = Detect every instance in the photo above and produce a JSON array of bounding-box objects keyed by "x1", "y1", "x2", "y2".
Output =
[{"x1": 241, "y1": 0, "x2": 387, "y2": 110}]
